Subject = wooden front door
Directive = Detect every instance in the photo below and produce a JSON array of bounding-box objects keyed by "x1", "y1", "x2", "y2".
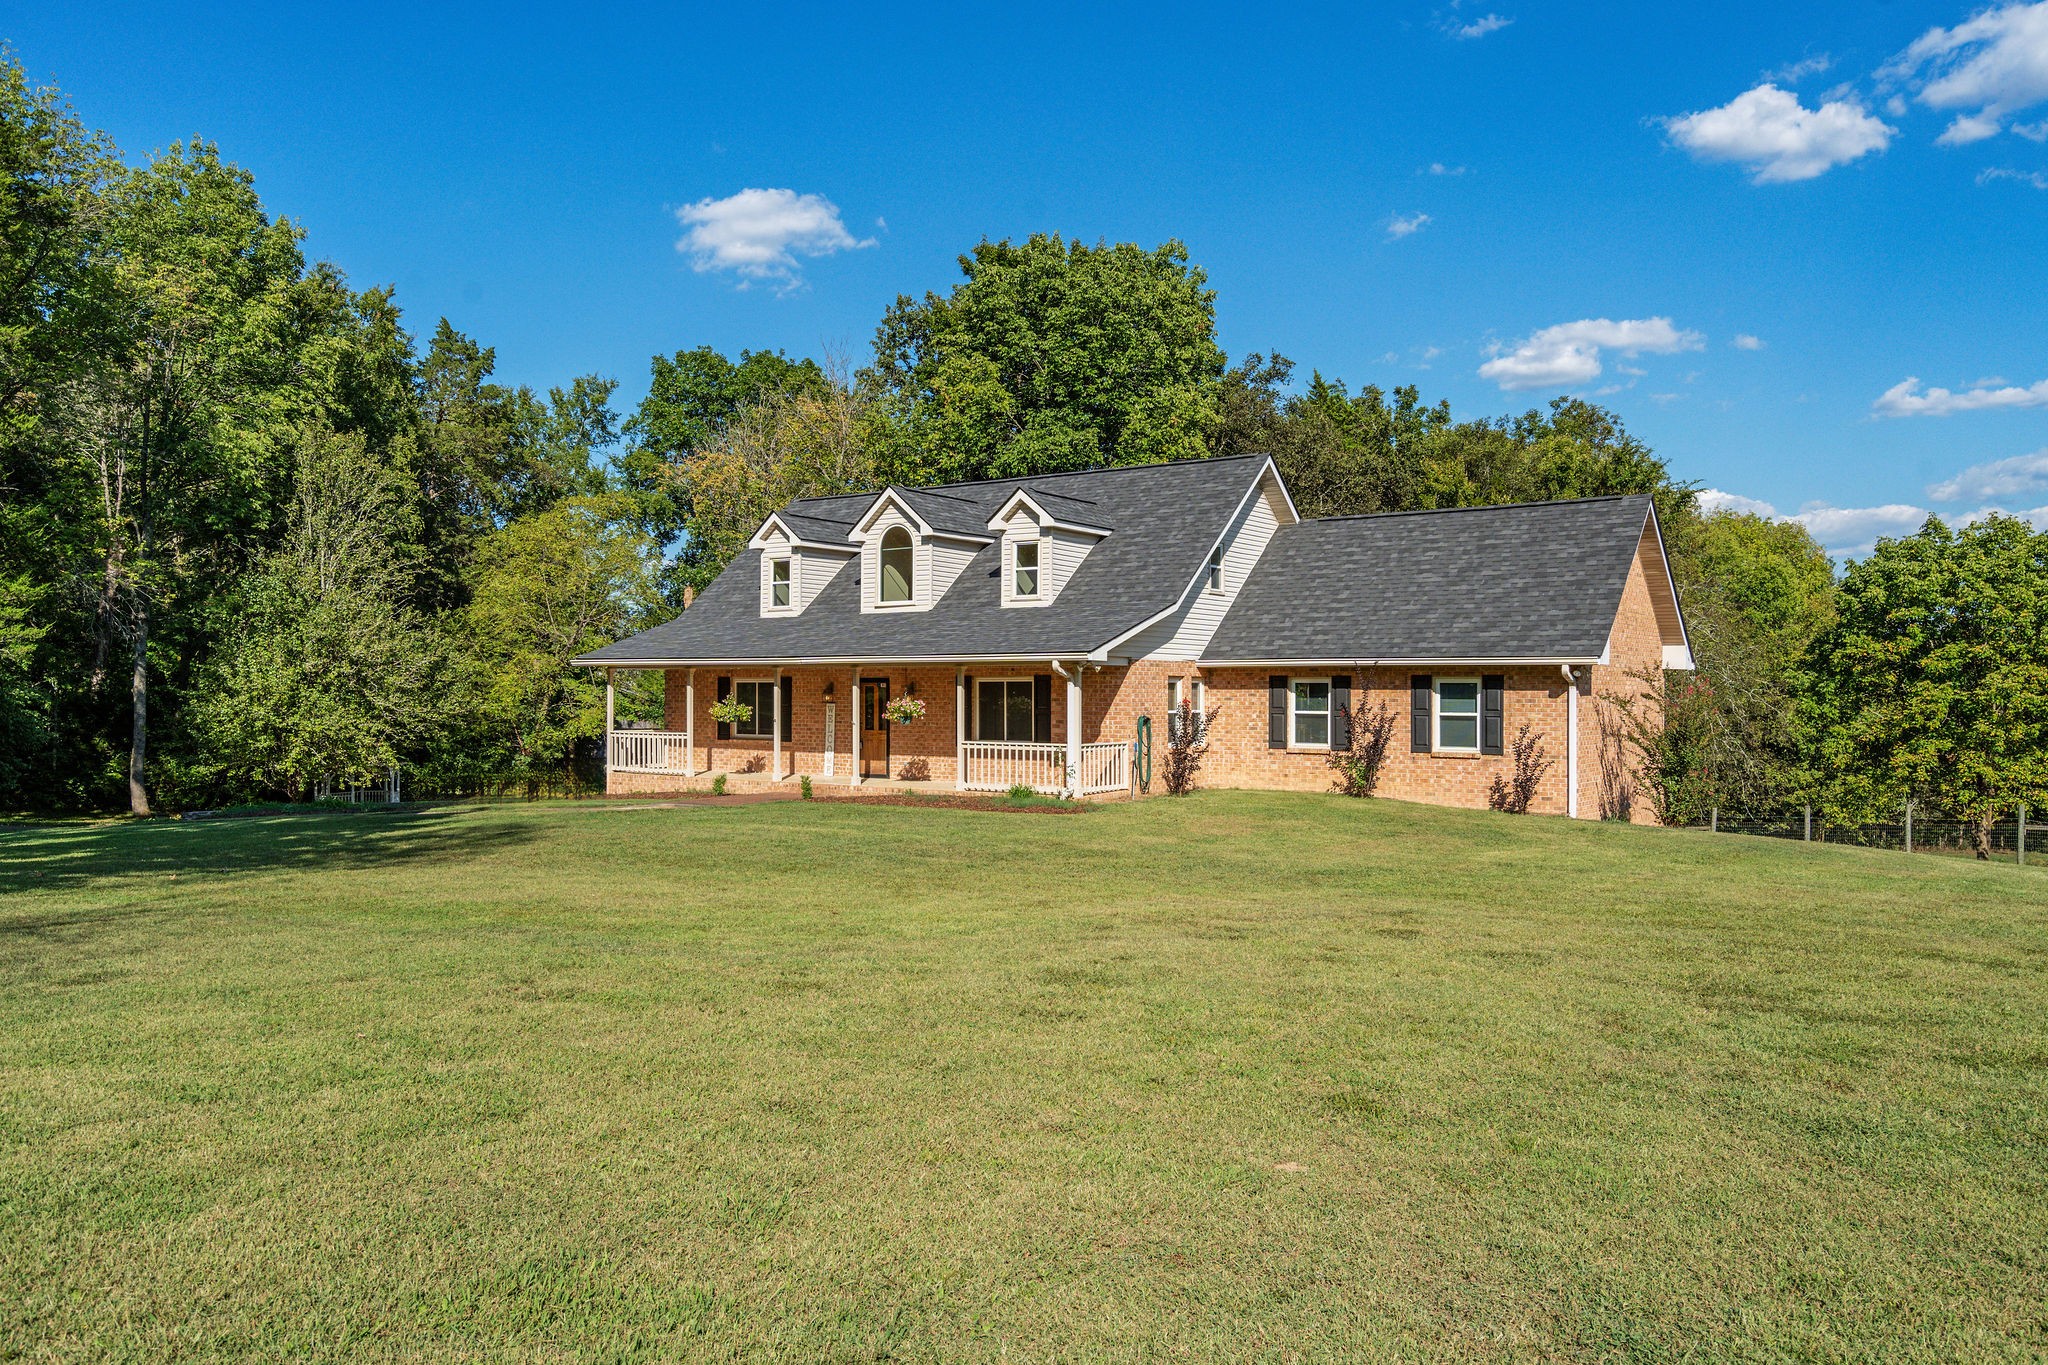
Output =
[{"x1": 860, "y1": 678, "x2": 890, "y2": 777}]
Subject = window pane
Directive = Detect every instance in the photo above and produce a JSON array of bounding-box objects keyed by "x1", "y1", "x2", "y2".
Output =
[
  {"x1": 880, "y1": 554, "x2": 911, "y2": 602},
  {"x1": 1207, "y1": 548, "x2": 1223, "y2": 591},
  {"x1": 1438, "y1": 681, "x2": 1479, "y2": 714},
  {"x1": 977, "y1": 682, "x2": 1002, "y2": 740},
  {"x1": 1014, "y1": 543, "x2": 1038, "y2": 596},
  {"x1": 1294, "y1": 712, "x2": 1329, "y2": 747},
  {"x1": 770, "y1": 560, "x2": 790, "y2": 607},
  {"x1": 1440, "y1": 715, "x2": 1479, "y2": 750},
  {"x1": 1294, "y1": 681, "x2": 1329, "y2": 712},
  {"x1": 1006, "y1": 681, "x2": 1035, "y2": 742}
]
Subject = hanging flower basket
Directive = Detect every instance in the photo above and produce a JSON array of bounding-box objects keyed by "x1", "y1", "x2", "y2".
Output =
[
  {"x1": 707, "y1": 697, "x2": 753, "y2": 728},
  {"x1": 884, "y1": 695, "x2": 927, "y2": 726}
]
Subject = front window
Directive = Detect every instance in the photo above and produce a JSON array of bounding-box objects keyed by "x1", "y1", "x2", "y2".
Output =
[
  {"x1": 1290, "y1": 679, "x2": 1331, "y2": 748},
  {"x1": 1206, "y1": 545, "x2": 1224, "y2": 592},
  {"x1": 1435, "y1": 678, "x2": 1480, "y2": 752},
  {"x1": 1013, "y1": 540, "x2": 1040, "y2": 597},
  {"x1": 976, "y1": 679, "x2": 1042, "y2": 742},
  {"x1": 732, "y1": 679, "x2": 775, "y2": 738},
  {"x1": 879, "y1": 527, "x2": 914, "y2": 603},
  {"x1": 769, "y1": 557, "x2": 791, "y2": 608}
]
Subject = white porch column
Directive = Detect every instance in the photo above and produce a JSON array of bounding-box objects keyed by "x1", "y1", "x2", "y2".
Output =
[
  {"x1": 955, "y1": 666, "x2": 967, "y2": 792},
  {"x1": 772, "y1": 667, "x2": 784, "y2": 780},
  {"x1": 1564, "y1": 665, "x2": 1580, "y2": 819},
  {"x1": 684, "y1": 669, "x2": 697, "y2": 777},
  {"x1": 604, "y1": 668, "x2": 614, "y2": 781},
  {"x1": 1064, "y1": 663, "x2": 1082, "y2": 799},
  {"x1": 850, "y1": 664, "x2": 861, "y2": 786}
]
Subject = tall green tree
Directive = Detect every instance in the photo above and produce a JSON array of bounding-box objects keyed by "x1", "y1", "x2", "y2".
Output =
[
  {"x1": 188, "y1": 425, "x2": 442, "y2": 799},
  {"x1": 1805, "y1": 515, "x2": 2048, "y2": 854},
  {"x1": 461, "y1": 495, "x2": 662, "y2": 776},
  {"x1": 868, "y1": 234, "x2": 1225, "y2": 483}
]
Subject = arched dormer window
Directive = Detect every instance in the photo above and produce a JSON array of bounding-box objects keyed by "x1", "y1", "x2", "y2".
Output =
[{"x1": 879, "y1": 526, "x2": 914, "y2": 603}]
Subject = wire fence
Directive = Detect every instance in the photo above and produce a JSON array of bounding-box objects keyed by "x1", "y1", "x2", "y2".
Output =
[{"x1": 1689, "y1": 803, "x2": 2037, "y2": 866}]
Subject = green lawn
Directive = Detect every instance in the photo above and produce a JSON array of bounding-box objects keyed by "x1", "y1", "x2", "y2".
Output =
[{"x1": 2, "y1": 794, "x2": 2044, "y2": 1362}]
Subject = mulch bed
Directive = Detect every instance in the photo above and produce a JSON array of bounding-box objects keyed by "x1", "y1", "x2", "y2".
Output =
[{"x1": 806, "y1": 788, "x2": 1091, "y2": 815}]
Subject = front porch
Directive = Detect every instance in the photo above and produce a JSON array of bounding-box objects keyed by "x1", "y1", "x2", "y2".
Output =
[{"x1": 601, "y1": 662, "x2": 1136, "y2": 799}]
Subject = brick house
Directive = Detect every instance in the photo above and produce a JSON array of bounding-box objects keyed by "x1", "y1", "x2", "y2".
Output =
[{"x1": 575, "y1": 455, "x2": 1691, "y2": 819}]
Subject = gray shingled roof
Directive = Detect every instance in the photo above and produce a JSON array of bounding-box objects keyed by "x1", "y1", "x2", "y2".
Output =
[
  {"x1": 1203, "y1": 495, "x2": 1655, "y2": 662},
  {"x1": 576, "y1": 455, "x2": 1272, "y2": 664}
]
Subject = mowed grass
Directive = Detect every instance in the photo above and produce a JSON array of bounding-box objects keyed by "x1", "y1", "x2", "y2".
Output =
[{"x1": 1, "y1": 794, "x2": 2044, "y2": 1362}]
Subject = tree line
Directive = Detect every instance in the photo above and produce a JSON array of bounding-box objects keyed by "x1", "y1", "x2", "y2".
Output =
[{"x1": 2, "y1": 57, "x2": 2042, "y2": 841}]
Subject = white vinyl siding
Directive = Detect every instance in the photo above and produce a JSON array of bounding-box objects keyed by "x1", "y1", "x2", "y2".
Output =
[
  {"x1": 1118, "y1": 470, "x2": 1289, "y2": 659},
  {"x1": 858, "y1": 507, "x2": 979, "y2": 612}
]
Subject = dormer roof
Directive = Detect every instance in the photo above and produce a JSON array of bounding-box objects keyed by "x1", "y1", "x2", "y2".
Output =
[{"x1": 987, "y1": 486, "x2": 1113, "y2": 537}]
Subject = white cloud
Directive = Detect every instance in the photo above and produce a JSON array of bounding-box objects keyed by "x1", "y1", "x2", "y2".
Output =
[
  {"x1": 1698, "y1": 489, "x2": 1780, "y2": 517},
  {"x1": 1979, "y1": 165, "x2": 2048, "y2": 187},
  {"x1": 674, "y1": 188, "x2": 874, "y2": 286},
  {"x1": 1478, "y1": 317, "x2": 1704, "y2": 391},
  {"x1": 1882, "y1": 2, "x2": 2048, "y2": 144},
  {"x1": 2016, "y1": 119, "x2": 2048, "y2": 138},
  {"x1": 1424, "y1": 162, "x2": 1468, "y2": 176},
  {"x1": 1385, "y1": 212, "x2": 1432, "y2": 240},
  {"x1": 1789, "y1": 502, "x2": 1934, "y2": 556},
  {"x1": 1874, "y1": 375, "x2": 2048, "y2": 416},
  {"x1": 1766, "y1": 53, "x2": 1835, "y2": 85},
  {"x1": 1453, "y1": 13, "x2": 1512, "y2": 39},
  {"x1": 1927, "y1": 447, "x2": 2048, "y2": 500},
  {"x1": 1732, "y1": 333, "x2": 1766, "y2": 350},
  {"x1": 1663, "y1": 83, "x2": 1894, "y2": 182}
]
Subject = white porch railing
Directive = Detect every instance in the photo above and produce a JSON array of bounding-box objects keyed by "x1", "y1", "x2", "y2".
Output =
[
  {"x1": 962, "y1": 741, "x2": 1130, "y2": 796},
  {"x1": 609, "y1": 729, "x2": 692, "y2": 773}
]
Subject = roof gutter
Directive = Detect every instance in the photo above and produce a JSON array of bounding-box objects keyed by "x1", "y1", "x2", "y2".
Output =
[{"x1": 1192, "y1": 655, "x2": 1603, "y2": 669}]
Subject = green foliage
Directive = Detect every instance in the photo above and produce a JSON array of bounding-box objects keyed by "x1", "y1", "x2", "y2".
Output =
[
  {"x1": 1618, "y1": 511, "x2": 1837, "y2": 824},
  {"x1": 867, "y1": 234, "x2": 1226, "y2": 483},
  {"x1": 710, "y1": 773, "x2": 728, "y2": 796},
  {"x1": 461, "y1": 495, "x2": 662, "y2": 773},
  {"x1": 1005, "y1": 782, "x2": 1037, "y2": 801},
  {"x1": 799, "y1": 774, "x2": 813, "y2": 800},
  {"x1": 1805, "y1": 515, "x2": 2048, "y2": 852}
]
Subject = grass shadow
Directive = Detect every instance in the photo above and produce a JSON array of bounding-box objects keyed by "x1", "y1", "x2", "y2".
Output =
[{"x1": 0, "y1": 807, "x2": 538, "y2": 905}]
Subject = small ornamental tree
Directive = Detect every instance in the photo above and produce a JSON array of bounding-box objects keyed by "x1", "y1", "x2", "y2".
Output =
[
  {"x1": 1327, "y1": 699, "x2": 1397, "y2": 797},
  {"x1": 1162, "y1": 700, "x2": 1219, "y2": 796},
  {"x1": 1487, "y1": 726, "x2": 1553, "y2": 814}
]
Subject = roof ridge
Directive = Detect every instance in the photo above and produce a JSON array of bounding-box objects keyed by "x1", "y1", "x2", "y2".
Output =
[
  {"x1": 1290, "y1": 493, "x2": 1650, "y2": 527},
  {"x1": 915, "y1": 451, "x2": 1267, "y2": 495}
]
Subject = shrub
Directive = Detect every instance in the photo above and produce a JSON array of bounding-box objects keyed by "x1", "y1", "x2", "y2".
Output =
[
  {"x1": 1327, "y1": 699, "x2": 1397, "y2": 797},
  {"x1": 1162, "y1": 700, "x2": 1219, "y2": 796},
  {"x1": 898, "y1": 757, "x2": 931, "y2": 782},
  {"x1": 1006, "y1": 782, "x2": 1037, "y2": 801},
  {"x1": 740, "y1": 754, "x2": 765, "y2": 774},
  {"x1": 710, "y1": 774, "x2": 728, "y2": 796},
  {"x1": 799, "y1": 774, "x2": 813, "y2": 799},
  {"x1": 1487, "y1": 726, "x2": 1553, "y2": 814}
]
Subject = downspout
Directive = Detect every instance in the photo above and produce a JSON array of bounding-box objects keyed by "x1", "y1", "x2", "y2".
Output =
[{"x1": 1562, "y1": 664, "x2": 1579, "y2": 819}]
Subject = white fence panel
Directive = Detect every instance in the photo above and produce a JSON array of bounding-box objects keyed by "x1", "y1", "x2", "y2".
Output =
[{"x1": 609, "y1": 730, "x2": 692, "y2": 773}]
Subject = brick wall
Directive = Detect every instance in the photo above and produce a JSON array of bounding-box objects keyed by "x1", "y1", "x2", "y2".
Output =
[{"x1": 1581, "y1": 539, "x2": 1665, "y2": 824}]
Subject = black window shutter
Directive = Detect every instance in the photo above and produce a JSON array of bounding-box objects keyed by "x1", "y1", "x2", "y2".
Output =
[
  {"x1": 1410, "y1": 675, "x2": 1432, "y2": 752},
  {"x1": 962, "y1": 674, "x2": 973, "y2": 740},
  {"x1": 1268, "y1": 676, "x2": 1287, "y2": 749},
  {"x1": 716, "y1": 676, "x2": 732, "y2": 741},
  {"x1": 1033, "y1": 674, "x2": 1053, "y2": 743},
  {"x1": 779, "y1": 679, "x2": 794, "y2": 742},
  {"x1": 1331, "y1": 675, "x2": 1352, "y2": 750},
  {"x1": 1481, "y1": 674, "x2": 1505, "y2": 755}
]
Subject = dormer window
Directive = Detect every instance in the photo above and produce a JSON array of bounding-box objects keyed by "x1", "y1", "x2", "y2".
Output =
[
  {"x1": 769, "y1": 557, "x2": 791, "y2": 608},
  {"x1": 1013, "y1": 540, "x2": 1040, "y2": 598},
  {"x1": 1206, "y1": 545, "x2": 1224, "y2": 593},
  {"x1": 880, "y1": 526, "x2": 914, "y2": 603}
]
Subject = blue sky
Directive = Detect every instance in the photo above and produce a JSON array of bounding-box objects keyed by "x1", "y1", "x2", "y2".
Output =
[{"x1": 14, "y1": 1, "x2": 2048, "y2": 555}]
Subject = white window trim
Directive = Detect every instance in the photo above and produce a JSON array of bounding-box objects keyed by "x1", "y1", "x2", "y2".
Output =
[
  {"x1": 732, "y1": 677, "x2": 776, "y2": 739},
  {"x1": 1167, "y1": 677, "x2": 1183, "y2": 713},
  {"x1": 767, "y1": 556, "x2": 793, "y2": 612},
  {"x1": 973, "y1": 675, "x2": 1039, "y2": 743},
  {"x1": 1433, "y1": 675, "x2": 1482, "y2": 755},
  {"x1": 1011, "y1": 538, "x2": 1041, "y2": 599},
  {"x1": 1204, "y1": 545, "x2": 1224, "y2": 594},
  {"x1": 1192, "y1": 678, "x2": 1206, "y2": 715},
  {"x1": 876, "y1": 528, "x2": 917, "y2": 608},
  {"x1": 1287, "y1": 675, "x2": 1332, "y2": 751}
]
